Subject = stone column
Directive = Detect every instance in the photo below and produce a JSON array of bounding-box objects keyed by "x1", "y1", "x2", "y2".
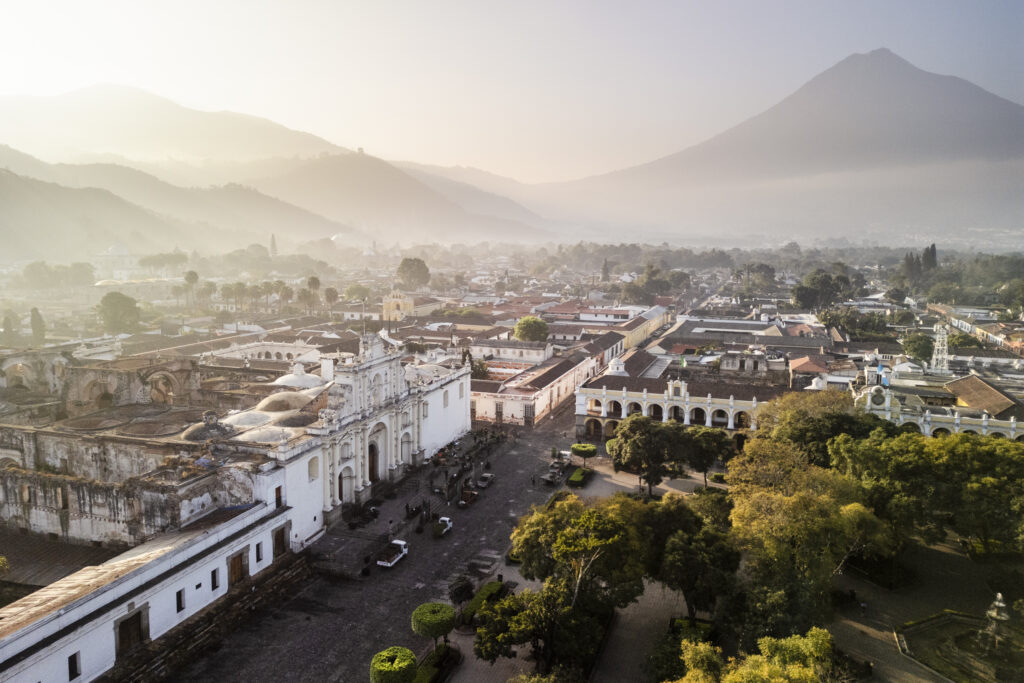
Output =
[
  {"x1": 360, "y1": 429, "x2": 371, "y2": 487},
  {"x1": 322, "y1": 443, "x2": 332, "y2": 512},
  {"x1": 330, "y1": 442, "x2": 340, "y2": 506}
]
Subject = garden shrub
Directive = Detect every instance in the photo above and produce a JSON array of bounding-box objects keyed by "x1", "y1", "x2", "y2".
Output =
[
  {"x1": 461, "y1": 581, "x2": 503, "y2": 625},
  {"x1": 370, "y1": 646, "x2": 417, "y2": 683},
  {"x1": 411, "y1": 602, "x2": 456, "y2": 648}
]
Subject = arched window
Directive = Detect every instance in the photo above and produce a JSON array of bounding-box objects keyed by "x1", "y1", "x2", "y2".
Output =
[
  {"x1": 307, "y1": 456, "x2": 320, "y2": 482},
  {"x1": 443, "y1": 390, "x2": 449, "y2": 408}
]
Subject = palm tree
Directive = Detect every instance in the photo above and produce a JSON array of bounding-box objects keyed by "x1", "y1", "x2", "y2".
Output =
[
  {"x1": 198, "y1": 281, "x2": 217, "y2": 308},
  {"x1": 306, "y1": 277, "x2": 321, "y2": 314},
  {"x1": 219, "y1": 283, "x2": 234, "y2": 309},
  {"x1": 247, "y1": 284, "x2": 263, "y2": 312},
  {"x1": 279, "y1": 286, "x2": 293, "y2": 312},
  {"x1": 324, "y1": 287, "x2": 339, "y2": 313},
  {"x1": 261, "y1": 281, "x2": 274, "y2": 310},
  {"x1": 232, "y1": 282, "x2": 245, "y2": 310},
  {"x1": 296, "y1": 288, "x2": 313, "y2": 314},
  {"x1": 184, "y1": 270, "x2": 199, "y2": 307},
  {"x1": 171, "y1": 285, "x2": 184, "y2": 307}
]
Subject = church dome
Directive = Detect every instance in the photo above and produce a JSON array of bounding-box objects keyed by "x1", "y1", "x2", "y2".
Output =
[{"x1": 272, "y1": 363, "x2": 324, "y2": 388}]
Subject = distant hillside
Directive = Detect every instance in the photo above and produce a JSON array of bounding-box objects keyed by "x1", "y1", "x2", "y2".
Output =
[
  {"x1": 0, "y1": 85, "x2": 345, "y2": 162},
  {"x1": 247, "y1": 153, "x2": 548, "y2": 243},
  {"x1": 0, "y1": 169, "x2": 186, "y2": 260},
  {"x1": 394, "y1": 162, "x2": 542, "y2": 225},
  {"x1": 395, "y1": 161, "x2": 536, "y2": 208},
  {"x1": 0, "y1": 145, "x2": 354, "y2": 247}
]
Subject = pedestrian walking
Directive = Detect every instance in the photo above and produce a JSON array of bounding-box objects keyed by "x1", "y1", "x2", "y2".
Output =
[{"x1": 531, "y1": 474, "x2": 536, "y2": 486}]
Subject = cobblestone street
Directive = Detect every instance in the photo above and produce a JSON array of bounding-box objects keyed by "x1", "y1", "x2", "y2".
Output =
[{"x1": 175, "y1": 405, "x2": 583, "y2": 682}]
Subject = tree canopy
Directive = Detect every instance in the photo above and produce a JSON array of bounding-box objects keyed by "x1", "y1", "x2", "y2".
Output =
[
  {"x1": 369, "y1": 646, "x2": 417, "y2": 683},
  {"x1": 901, "y1": 333, "x2": 934, "y2": 363},
  {"x1": 606, "y1": 415, "x2": 674, "y2": 495},
  {"x1": 29, "y1": 308, "x2": 45, "y2": 346},
  {"x1": 513, "y1": 316, "x2": 549, "y2": 342},
  {"x1": 397, "y1": 257, "x2": 430, "y2": 290},
  {"x1": 669, "y1": 627, "x2": 835, "y2": 683},
  {"x1": 411, "y1": 602, "x2": 455, "y2": 649},
  {"x1": 97, "y1": 292, "x2": 140, "y2": 334}
]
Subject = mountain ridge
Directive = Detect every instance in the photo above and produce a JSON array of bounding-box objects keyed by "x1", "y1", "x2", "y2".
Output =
[
  {"x1": 507, "y1": 48, "x2": 1024, "y2": 236},
  {"x1": 0, "y1": 84, "x2": 347, "y2": 163},
  {"x1": 0, "y1": 145, "x2": 355, "y2": 247}
]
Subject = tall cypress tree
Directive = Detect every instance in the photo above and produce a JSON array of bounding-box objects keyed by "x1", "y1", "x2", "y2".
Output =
[{"x1": 30, "y1": 308, "x2": 45, "y2": 346}]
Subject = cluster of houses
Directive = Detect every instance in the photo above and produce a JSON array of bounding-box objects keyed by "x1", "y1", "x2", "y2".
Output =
[{"x1": 1, "y1": 257, "x2": 1023, "y2": 681}]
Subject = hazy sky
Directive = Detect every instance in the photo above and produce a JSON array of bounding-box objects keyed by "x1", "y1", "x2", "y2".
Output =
[{"x1": 1, "y1": 1, "x2": 1021, "y2": 181}]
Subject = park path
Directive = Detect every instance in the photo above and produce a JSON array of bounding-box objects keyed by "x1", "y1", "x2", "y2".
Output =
[
  {"x1": 829, "y1": 540, "x2": 998, "y2": 682},
  {"x1": 592, "y1": 581, "x2": 688, "y2": 683}
]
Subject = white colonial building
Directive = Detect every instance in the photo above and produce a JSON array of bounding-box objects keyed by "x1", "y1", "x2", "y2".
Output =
[
  {"x1": 856, "y1": 384, "x2": 1023, "y2": 440},
  {"x1": 575, "y1": 358, "x2": 786, "y2": 440},
  {"x1": 0, "y1": 334, "x2": 470, "y2": 682}
]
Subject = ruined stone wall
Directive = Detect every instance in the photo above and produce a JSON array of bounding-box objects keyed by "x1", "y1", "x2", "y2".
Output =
[
  {"x1": 0, "y1": 466, "x2": 204, "y2": 547},
  {"x1": 34, "y1": 432, "x2": 171, "y2": 483},
  {"x1": 0, "y1": 470, "x2": 138, "y2": 547},
  {"x1": 176, "y1": 466, "x2": 255, "y2": 527},
  {"x1": 0, "y1": 401, "x2": 62, "y2": 427},
  {"x1": 0, "y1": 426, "x2": 30, "y2": 468},
  {"x1": 64, "y1": 359, "x2": 201, "y2": 418}
]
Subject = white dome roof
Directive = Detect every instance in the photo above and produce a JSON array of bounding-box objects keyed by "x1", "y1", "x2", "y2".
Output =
[{"x1": 272, "y1": 363, "x2": 324, "y2": 388}]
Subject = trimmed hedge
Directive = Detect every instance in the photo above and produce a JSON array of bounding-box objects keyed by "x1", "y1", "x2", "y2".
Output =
[
  {"x1": 413, "y1": 644, "x2": 459, "y2": 683},
  {"x1": 461, "y1": 581, "x2": 503, "y2": 625},
  {"x1": 370, "y1": 646, "x2": 417, "y2": 683},
  {"x1": 411, "y1": 602, "x2": 456, "y2": 648},
  {"x1": 570, "y1": 443, "x2": 597, "y2": 459},
  {"x1": 567, "y1": 467, "x2": 593, "y2": 488},
  {"x1": 709, "y1": 472, "x2": 726, "y2": 484},
  {"x1": 545, "y1": 489, "x2": 571, "y2": 510}
]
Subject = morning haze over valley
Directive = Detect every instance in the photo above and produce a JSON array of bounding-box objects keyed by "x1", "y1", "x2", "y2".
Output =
[{"x1": 0, "y1": 2, "x2": 1022, "y2": 682}]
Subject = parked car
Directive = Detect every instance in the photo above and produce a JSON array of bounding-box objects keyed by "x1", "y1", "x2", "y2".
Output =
[
  {"x1": 376, "y1": 540, "x2": 409, "y2": 567},
  {"x1": 477, "y1": 473, "x2": 496, "y2": 488}
]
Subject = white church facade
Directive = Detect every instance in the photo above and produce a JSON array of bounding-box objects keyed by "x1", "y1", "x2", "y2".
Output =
[{"x1": 0, "y1": 335, "x2": 470, "y2": 682}]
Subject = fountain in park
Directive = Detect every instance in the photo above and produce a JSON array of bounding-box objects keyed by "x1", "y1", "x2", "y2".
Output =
[
  {"x1": 977, "y1": 592, "x2": 1011, "y2": 652},
  {"x1": 898, "y1": 591, "x2": 1024, "y2": 681}
]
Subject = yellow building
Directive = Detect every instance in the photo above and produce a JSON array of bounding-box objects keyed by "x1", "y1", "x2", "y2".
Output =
[{"x1": 382, "y1": 291, "x2": 443, "y2": 321}]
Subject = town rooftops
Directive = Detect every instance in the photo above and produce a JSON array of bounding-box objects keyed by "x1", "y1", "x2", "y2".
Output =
[
  {"x1": 790, "y1": 355, "x2": 829, "y2": 374},
  {"x1": 944, "y1": 375, "x2": 1023, "y2": 420},
  {"x1": 583, "y1": 331, "x2": 624, "y2": 353},
  {"x1": 580, "y1": 375, "x2": 788, "y2": 402},
  {"x1": 621, "y1": 348, "x2": 657, "y2": 377},
  {"x1": 618, "y1": 317, "x2": 647, "y2": 331},
  {"x1": 470, "y1": 339, "x2": 549, "y2": 350}
]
